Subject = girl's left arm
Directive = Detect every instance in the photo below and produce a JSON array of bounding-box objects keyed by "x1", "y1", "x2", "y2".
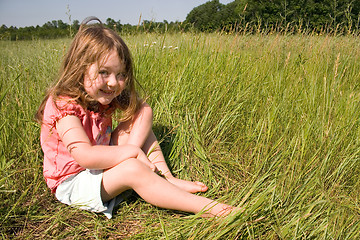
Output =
[{"x1": 56, "y1": 115, "x2": 155, "y2": 170}]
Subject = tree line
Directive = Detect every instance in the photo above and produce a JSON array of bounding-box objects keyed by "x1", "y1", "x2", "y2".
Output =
[
  {"x1": 0, "y1": 18, "x2": 189, "y2": 41},
  {"x1": 1, "y1": 0, "x2": 360, "y2": 40},
  {"x1": 186, "y1": 0, "x2": 360, "y2": 34}
]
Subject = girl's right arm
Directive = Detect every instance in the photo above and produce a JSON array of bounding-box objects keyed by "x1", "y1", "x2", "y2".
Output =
[{"x1": 56, "y1": 115, "x2": 156, "y2": 171}]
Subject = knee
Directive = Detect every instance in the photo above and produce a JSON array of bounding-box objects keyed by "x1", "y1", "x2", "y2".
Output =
[
  {"x1": 120, "y1": 158, "x2": 151, "y2": 176},
  {"x1": 117, "y1": 159, "x2": 155, "y2": 188}
]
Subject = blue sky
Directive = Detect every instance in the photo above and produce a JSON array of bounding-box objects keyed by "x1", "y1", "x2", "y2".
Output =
[{"x1": 0, "y1": 0, "x2": 233, "y2": 28}]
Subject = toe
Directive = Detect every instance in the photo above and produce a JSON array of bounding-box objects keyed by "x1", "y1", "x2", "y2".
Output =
[{"x1": 195, "y1": 181, "x2": 208, "y2": 192}]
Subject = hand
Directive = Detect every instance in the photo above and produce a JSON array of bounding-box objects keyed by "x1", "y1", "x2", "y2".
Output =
[
  {"x1": 135, "y1": 147, "x2": 157, "y2": 172},
  {"x1": 117, "y1": 144, "x2": 157, "y2": 172}
]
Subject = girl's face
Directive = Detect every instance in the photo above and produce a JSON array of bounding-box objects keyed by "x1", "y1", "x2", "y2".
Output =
[{"x1": 84, "y1": 50, "x2": 126, "y2": 105}]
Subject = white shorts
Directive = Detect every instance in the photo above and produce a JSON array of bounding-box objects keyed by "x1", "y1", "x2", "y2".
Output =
[{"x1": 55, "y1": 169, "x2": 132, "y2": 219}]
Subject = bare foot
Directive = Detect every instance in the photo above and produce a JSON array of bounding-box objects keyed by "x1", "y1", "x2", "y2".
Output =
[
  {"x1": 202, "y1": 203, "x2": 242, "y2": 218},
  {"x1": 166, "y1": 177, "x2": 208, "y2": 193}
]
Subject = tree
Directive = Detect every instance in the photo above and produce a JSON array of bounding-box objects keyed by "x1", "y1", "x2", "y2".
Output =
[
  {"x1": 218, "y1": 1, "x2": 240, "y2": 30},
  {"x1": 234, "y1": 0, "x2": 360, "y2": 32},
  {"x1": 57, "y1": 20, "x2": 67, "y2": 30},
  {"x1": 185, "y1": 0, "x2": 224, "y2": 31},
  {"x1": 72, "y1": 20, "x2": 80, "y2": 31},
  {"x1": 106, "y1": 18, "x2": 116, "y2": 30}
]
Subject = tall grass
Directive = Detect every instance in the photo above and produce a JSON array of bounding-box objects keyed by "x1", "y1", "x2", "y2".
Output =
[{"x1": 1, "y1": 33, "x2": 360, "y2": 239}]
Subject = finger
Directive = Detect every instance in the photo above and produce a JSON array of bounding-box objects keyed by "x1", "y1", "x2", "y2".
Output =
[
  {"x1": 143, "y1": 160, "x2": 156, "y2": 172},
  {"x1": 150, "y1": 163, "x2": 157, "y2": 172}
]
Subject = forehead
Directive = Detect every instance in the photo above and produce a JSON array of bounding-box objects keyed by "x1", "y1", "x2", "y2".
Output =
[{"x1": 98, "y1": 50, "x2": 124, "y2": 69}]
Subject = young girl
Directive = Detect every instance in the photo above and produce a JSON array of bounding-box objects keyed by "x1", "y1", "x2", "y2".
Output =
[{"x1": 36, "y1": 17, "x2": 235, "y2": 219}]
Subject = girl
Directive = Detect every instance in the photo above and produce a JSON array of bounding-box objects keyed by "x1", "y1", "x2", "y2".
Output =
[{"x1": 36, "y1": 17, "x2": 235, "y2": 219}]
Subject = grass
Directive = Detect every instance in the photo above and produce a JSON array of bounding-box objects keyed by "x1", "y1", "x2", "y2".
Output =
[{"x1": 1, "y1": 32, "x2": 360, "y2": 239}]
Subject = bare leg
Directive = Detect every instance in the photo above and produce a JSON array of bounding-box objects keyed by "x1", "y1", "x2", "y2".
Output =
[
  {"x1": 101, "y1": 159, "x2": 234, "y2": 217},
  {"x1": 106, "y1": 103, "x2": 237, "y2": 217}
]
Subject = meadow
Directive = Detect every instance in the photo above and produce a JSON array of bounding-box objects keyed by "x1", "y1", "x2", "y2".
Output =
[{"x1": 1, "y1": 32, "x2": 360, "y2": 239}]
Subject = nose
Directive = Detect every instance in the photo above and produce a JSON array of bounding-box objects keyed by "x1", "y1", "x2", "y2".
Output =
[{"x1": 106, "y1": 74, "x2": 118, "y2": 88}]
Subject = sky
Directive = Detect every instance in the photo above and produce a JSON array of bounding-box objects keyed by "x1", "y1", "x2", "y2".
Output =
[{"x1": 0, "y1": 0, "x2": 233, "y2": 28}]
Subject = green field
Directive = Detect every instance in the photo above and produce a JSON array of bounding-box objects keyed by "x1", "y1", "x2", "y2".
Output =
[{"x1": 1, "y1": 32, "x2": 360, "y2": 239}]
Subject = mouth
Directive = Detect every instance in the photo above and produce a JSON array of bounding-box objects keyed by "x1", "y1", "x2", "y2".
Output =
[{"x1": 100, "y1": 89, "x2": 115, "y2": 95}]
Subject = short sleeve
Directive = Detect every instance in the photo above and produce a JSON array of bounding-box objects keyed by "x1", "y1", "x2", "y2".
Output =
[{"x1": 43, "y1": 97, "x2": 86, "y2": 128}]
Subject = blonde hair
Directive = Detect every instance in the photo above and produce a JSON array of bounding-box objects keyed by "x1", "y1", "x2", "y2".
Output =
[{"x1": 36, "y1": 18, "x2": 142, "y2": 123}]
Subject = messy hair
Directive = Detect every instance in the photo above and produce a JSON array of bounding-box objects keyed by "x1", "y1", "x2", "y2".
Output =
[{"x1": 36, "y1": 17, "x2": 142, "y2": 123}]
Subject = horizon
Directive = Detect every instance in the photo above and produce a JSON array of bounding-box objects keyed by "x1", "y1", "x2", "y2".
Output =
[{"x1": 0, "y1": 0, "x2": 233, "y2": 28}]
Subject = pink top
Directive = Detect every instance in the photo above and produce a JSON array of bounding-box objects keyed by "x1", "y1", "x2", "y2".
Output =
[{"x1": 40, "y1": 97, "x2": 112, "y2": 193}]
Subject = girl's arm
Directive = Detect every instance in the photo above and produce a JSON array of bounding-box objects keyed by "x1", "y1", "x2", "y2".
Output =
[{"x1": 56, "y1": 115, "x2": 156, "y2": 171}]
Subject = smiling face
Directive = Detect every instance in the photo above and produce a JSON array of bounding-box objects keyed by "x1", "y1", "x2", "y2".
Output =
[{"x1": 84, "y1": 49, "x2": 127, "y2": 106}]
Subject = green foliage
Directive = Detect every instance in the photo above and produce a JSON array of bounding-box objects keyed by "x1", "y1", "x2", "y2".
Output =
[
  {"x1": 1, "y1": 33, "x2": 360, "y2": 238},
  {"x1": 2, "y1": 0, "x2": 360, "y2": 41},
  {"x1": 0, "y1": 18, "x2": 190, "y2": 40},
  {"x1": 0, "y1": 20, "x2": 80, "y2": 40},
  {"x1": 185, "y1": 0, "x2": 360, "y2": 33},
  {"x1": 185, "y1": 0, "x2": 224, "y2": 31},
  {"x1": 2, "y1": 0, "x2": 360, "y2": 39}
]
